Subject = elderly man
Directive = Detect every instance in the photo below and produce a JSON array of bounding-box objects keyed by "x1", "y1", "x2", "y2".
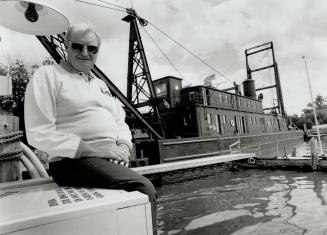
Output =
[{"x1": 24, "y1": 23, "x2": 157, "y2": 232}]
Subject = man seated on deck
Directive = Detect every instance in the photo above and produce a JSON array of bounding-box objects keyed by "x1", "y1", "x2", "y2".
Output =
[{"x1": 24, "y1": 23, "x2": 157, "y2": 233}]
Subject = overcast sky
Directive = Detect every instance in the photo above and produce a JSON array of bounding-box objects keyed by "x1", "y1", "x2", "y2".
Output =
[{"x1": 0, "y1": 0, "x2": 326, "y2": 115}]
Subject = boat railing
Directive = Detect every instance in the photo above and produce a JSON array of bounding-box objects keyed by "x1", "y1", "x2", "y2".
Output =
[
  {"x1": 180, "y1": 92, "x2": 204, "y2": 105},
  {"x1": 229, "y1": 140, "x2": 241, "y2": 154},
  {"x1": 239, "y1": 134, "x2": 307, "y2": 159}
]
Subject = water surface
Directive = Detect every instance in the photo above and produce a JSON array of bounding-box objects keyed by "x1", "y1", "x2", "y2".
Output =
[{"x1": 157, "y1": 167, "x2": 327, "y2": 234}]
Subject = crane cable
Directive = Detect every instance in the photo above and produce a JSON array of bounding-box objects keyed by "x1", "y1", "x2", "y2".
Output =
[
  {"x1": 147, "y1": 21, "x2": 234, "y2": 84},
  {"x1": 75, "y1": 0, "x2": 233, "y2": 84},
  {"x1": 74, "y1": 0, "x2": 127, "y2": 13},
  {"x1": 140, "y1": 26, "x2": 185, "y2": 80},
  {"x1": 94, "y1": 0, "x2": 126, "y2": 10},
  {"x1": 90, "y1": 0, "x2": 186, "y2": 80}
]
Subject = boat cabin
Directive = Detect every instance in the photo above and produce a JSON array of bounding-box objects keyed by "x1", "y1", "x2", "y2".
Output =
[{"x1": 153, "y1": 76, "x2": 288, "y2": 139}]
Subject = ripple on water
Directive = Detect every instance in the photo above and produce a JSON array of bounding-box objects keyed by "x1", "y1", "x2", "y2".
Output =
[
  {"x1": 185, "y1": 209, "x2": 251, "y2": 231},
  {"x1": 157, "y1": 168, "x2": 327, "y2": 234}
]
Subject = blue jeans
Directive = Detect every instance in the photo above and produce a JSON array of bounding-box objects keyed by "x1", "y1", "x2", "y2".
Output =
[{"x1": 49, "y1": 157, "x2": 157, "y2": 233}]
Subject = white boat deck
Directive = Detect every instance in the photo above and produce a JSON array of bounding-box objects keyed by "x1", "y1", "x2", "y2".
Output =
[
  {"x1": 0, "y1": 182, "x2": 152, "y2": 235},
  {"x1": 0, "y1": 153, "x2": 254, "y2": 234},
  {"x1": 0, "y1": 153, "x2": 255, "y2": 190}
]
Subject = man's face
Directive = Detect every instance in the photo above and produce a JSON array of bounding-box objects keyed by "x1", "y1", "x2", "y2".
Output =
[{"x1": 66, "y1": 31, "x2": 99, "y2": 73}]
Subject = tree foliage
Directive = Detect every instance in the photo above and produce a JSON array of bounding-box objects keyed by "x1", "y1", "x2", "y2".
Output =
[
  {"x1": 0, "y1": 57, "x2": 55, "y2": 114},
  {"x1": 0, "y1": 60, "x2": 30, "y2": 114},
  {"x1": 295, "y1": 94, "x2": 327, "y2": 129}
]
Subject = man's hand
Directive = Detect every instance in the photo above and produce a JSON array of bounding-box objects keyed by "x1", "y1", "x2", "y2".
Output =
[
  {"x1": 103, "y1": 144, "x2": 130, "y2": 163},
  {"x1": 117, "y1": 143, "x2": 131, "y2": 163},
  {"x1": 76, "y1": 141, "x2": 129, "y2": 163}
]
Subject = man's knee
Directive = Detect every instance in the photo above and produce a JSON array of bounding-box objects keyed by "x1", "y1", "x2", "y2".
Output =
[{"x1": 137, "y1": 177, "x2": 157, "y2": 201}]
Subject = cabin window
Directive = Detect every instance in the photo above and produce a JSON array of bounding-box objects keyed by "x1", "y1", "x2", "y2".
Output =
[
  {"x1": 222, "y1": 114, "x2": 226, "y2": 124},
  {"x1": 250, "y1": 116, "x2": 253, "y2": 125},
  {"x1": 175, "y1": 85, "x2": 180, "y2": 90},
  {"x1": 225, "y1": 95, "x2": 228, "y2": 103},
  {"x1": 236, "y1": 116, "x2": 240, "y2": 133},
  {"x1": 188, "y1": 92, "x2": 195, "y2": 103},
  {"x1": 202, "y1": 88, "x2": 207, "y2": 106},
  {"x1": 231, "y1": 97, "x2": 234, "y2": 104},
  {"x1": 237, "y1": 116, "x2": 243, "y2": 134},
  {"x1": 220, "y1": 116, "x2": 225, "y2": 134},
  {"x1": 238, "y1": 99, "x2": 241, "y2": 107},
  {"x1": 183, "y1": 116, "x2": 188, "y2": 126},
  {"x1": 241, "y1": 116, "x2": 246, "y2": 133},
  {"x1": 234, "y1": 116, "x2": 238, "y2": 133},
  {"x1": 155, "y1": 83, "x2": 167, "y2": 97},
  {"x1": 219, "y1": 94, "x2": 222, "y2": 103},
  {"x1": 207, "y1": 113, "x2": 212, "y2": 124},
  {"x1": 215, "y1": 115, "x2": 221, "y2": 133}
]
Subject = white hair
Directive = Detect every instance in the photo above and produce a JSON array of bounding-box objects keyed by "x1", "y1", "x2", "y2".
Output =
[{"x1": 66, "y1": 23, "x2": 101, "y2": 46}]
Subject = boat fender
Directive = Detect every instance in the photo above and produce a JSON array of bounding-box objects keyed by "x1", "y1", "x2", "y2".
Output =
[{"x1": 247, "y1": 157, "x2": 255, "y2": 165}]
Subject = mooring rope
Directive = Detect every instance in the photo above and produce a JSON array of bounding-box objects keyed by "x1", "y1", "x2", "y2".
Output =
[{"x1": 0, "y1": 131, "x2": 23, "y2": 145}]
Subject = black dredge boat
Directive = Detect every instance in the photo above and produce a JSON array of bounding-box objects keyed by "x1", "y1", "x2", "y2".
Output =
[
  {"x1": 0, "y1": 8, "x2": 302, "y2": 168},
  {"x1": 129, "y1": 42, "x2": 302, "y2": 165}
]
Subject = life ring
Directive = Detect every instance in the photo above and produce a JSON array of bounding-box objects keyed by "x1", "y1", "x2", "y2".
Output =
[
  {"x1": 230, "y1": 120, "x2": 235, "y2": 126},
  {"x1": 247, "y1": 157, "x2": 256, "y2": 165}
]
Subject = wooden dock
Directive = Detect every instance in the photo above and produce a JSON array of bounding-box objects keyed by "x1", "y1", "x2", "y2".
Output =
[
  {"x1": 133, "y1": 153, "x2": 255, "y2": 175},
  {"x1": 248, "y1": 156, "x2": 327, "y2": 171},
  {"x1": 0, "y1": 153, "x2": 255, "y2": 189}
]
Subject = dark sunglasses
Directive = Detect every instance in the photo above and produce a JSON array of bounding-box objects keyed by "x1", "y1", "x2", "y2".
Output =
[{"x1": 70, "y1": 42, "x2": 99, "y2": 54}]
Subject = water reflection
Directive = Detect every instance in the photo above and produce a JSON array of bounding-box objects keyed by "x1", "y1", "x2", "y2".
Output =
[{"x1": 157, "y1": 170, "x2": 327, "y2": 235}]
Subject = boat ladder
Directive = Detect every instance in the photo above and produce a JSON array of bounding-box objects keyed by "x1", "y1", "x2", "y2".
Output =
[{"x1": 229, "y1": 140, "x2": 241, "y2": 154}]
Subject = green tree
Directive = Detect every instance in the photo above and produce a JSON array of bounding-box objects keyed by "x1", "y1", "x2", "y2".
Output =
[
  {"x1": 0, "y1": 60, "x2": 30, "y2": 113},
  {"x1": 0, "y1": 62, "x2": 8, "y2": 76},
  {"x1": 9, "y1": 60, "x2": 30, "y2": 114},
  {"x1": 0, "y1": 57, "x2": 56, "y2": 114},
  {"x1": 300, "y1": 94, "x2": 327, "y2": 127},
  {"x1": 315, "y1": 94, "x2": 326, "y2": 109}
]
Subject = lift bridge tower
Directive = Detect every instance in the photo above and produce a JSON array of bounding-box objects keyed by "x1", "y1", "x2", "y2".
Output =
[{"x1": 245, "y1": 42, "x2": 286, "y2": 116}]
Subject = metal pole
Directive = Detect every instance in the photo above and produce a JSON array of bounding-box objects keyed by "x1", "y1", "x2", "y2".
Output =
[{"x1": 302, "y1": 56, "x2": 323, "y2": 155}]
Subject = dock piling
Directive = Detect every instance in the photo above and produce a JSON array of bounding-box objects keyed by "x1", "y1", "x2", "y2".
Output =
[{"x1": 310, "y1": 137, "x2": 319, "y2": 171}]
